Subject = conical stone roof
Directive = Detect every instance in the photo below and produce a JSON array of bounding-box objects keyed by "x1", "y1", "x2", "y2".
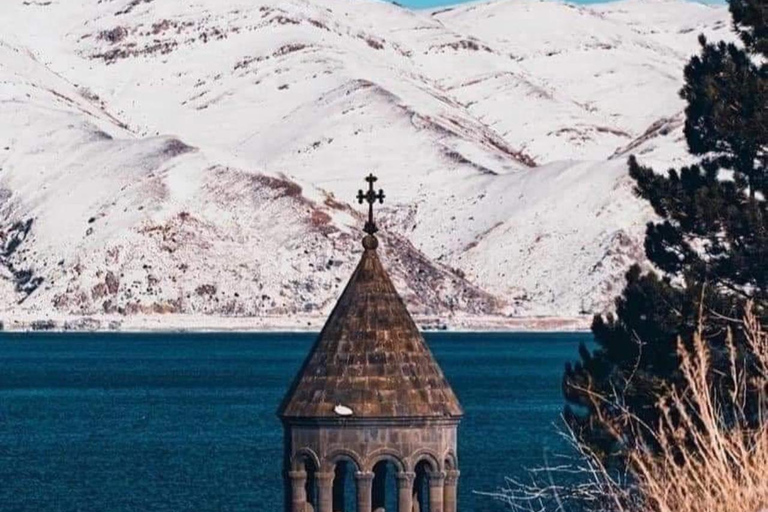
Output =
[{"x1": 278, "y1": 235, "x2": 463, "y2": 421}]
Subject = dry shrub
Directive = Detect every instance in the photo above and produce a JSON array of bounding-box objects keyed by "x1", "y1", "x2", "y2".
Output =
[{"x1": 492, "y1": 304, "x2": 768, "y2": 512}]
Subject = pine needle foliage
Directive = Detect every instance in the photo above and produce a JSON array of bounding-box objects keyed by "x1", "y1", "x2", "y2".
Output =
[{"x1": 563, "y1": 0, "x2": 767, "y2": 463}]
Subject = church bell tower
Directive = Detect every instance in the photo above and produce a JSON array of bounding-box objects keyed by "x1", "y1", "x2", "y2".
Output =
[{"x1": 278, "y1": 175, "x2": 463, "y2": 512}]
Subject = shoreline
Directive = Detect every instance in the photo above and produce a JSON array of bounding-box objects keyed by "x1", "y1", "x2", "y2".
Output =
[{"x1": 0, "y1": 313, "x2": 592, "y2": 334}]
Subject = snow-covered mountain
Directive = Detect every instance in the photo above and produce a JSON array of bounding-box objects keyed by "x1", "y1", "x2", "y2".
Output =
[{"x1": 0, "y1": 0, "x2": 732, "y2": 330}]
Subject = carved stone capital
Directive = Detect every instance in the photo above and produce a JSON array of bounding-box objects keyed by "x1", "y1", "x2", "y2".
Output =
[
  {"x1": 428, "y1": 471, "x2": 446, "y2": 487},
  {"x1": 396, "y1": 471, "x2": 416, "y2": 489},
  {"x1": 355, "y1": 471, "x2": 375, "y2": 486},
  {"x1": 315, "y1": 471, "x2": 334, "y2": 483},
  {"x1": 445, "y1": 470, "x2": 460, "y2": 486},
  {"x1": 289, "y1": 470, "x2": 308, "y2": 481}
]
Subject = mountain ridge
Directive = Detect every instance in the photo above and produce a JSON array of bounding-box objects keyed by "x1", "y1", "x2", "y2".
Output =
[{"x1": 0, "y1": 0, "x2": 732, "y2": 330}]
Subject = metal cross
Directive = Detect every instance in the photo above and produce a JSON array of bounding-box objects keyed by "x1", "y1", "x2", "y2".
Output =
[{"x1": 356, "y1": 174, "x2": 385, "y2": 235}]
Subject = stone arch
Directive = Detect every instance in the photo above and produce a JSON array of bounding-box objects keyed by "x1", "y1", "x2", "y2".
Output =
[
  {"x1": 408, "y1": 449, "x2": 441, "y2": 473},
  {"x1": 368, "y1": 449, "x2": 404, "y2": 512},
  {"x1": 292, "y1": 448, "x2": 322, "y2": 472},
  {"x1": 365, "y1": 448, "x2": 406, "y2": 473},
  {"x1": 325, "y1": 449, "x2": 363, "y2": 473},
  {"x1": 288, "y1": 449, "x2": 321, "y2": 512},
  {"x1": 443, "y1": 450, "x2": 458, "y2": 471},
  {"x1": 326, "y1": 450, "x2": 362, "y2": 512},
  {"x1": 410, "y1": 450, "x2": 443, "y2": 512},
  {"x1": 442, "y1": 451, "x2": 459, "y2": 512}
]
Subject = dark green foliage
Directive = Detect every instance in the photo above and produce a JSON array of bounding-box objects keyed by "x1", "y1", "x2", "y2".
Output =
[
  {"x1": 730, "y1": 0, "x2": 768, "y2": 57},
  {"x1": 682, "y1": 36, "x2": 766, "y2": 199},
  {"x1": 564, "y1": 0, "x2": 767, "y2": 462}
]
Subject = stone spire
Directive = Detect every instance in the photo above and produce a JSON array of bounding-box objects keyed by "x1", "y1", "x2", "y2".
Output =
[
  {"x1": 279, "y1": 176, "x2": 462, "y2": 512},
  {"x1": 278, "y1": 175, "x2": 462, "y2": 420}
]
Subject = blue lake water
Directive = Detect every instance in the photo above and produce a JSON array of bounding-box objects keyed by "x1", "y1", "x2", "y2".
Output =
[{"x1": 0, "y1": 332, "x2": 590, "y2": 512}]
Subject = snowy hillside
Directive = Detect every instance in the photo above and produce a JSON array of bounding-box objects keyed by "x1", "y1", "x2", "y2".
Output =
[{"x1": 0, "y1": 0, "x2": 731, "y2": 330}]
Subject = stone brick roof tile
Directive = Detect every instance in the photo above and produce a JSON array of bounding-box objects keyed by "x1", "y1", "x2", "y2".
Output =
[{"x1": 278, "y1": 237, "x2": 463, "y2": 420}]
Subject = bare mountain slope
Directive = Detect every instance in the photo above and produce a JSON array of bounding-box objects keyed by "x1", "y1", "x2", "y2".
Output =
[{"x1": 0, "y1": 0, "x2": 731, "y2": 329}]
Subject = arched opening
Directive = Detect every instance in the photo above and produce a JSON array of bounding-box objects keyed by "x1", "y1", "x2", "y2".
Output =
[
  {"x1": 305, "y1": 457, "x2": 319, "y2": 511},
  {"x1": 371, "y1": 459, "x2": 398, "y2": 512},
  {"x1": 294, "y1": 454, "x2": 320, "y2": 512},
  {"x1": 412, "y1": 460, "x2": 432, "y2": 512},
  {"x1": 443, "y1": 453, "x2": 456, "y2": 472},
  {"x1": 332, "y1": 459, "x2": 358, "y2": 512}
]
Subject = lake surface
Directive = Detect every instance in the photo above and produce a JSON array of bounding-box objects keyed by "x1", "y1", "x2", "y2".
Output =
[{"x1": 0, "y1": 332, "x2": 590, "y2": 512}]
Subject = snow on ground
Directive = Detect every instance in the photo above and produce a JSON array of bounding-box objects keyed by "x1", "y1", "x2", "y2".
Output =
[
  {"x1": 0, "y1": 37, "x2": 494, "y2": 327},
  {"x1": 0, "y1": 0, "x2": 732, "y2": 329}
]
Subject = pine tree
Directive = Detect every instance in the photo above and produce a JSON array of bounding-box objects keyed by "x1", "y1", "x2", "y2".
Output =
[{"x1": 563, "y1": 0, "x2": 767, "y2": 462}]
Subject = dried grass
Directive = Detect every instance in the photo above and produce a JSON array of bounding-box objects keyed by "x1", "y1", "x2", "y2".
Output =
[{"x1": 491, "y1": 303, "x2": 768, "y2": 512}]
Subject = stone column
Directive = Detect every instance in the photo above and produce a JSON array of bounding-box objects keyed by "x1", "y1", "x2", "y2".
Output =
[
  {"x1": 355, "y1": 471, "x2": 374, "y2": 512},
  {"x1": 289, "y1": 470, "x2": 308, "y2": 512},
  {"x1": 444, "y1": 470, "x2": 460, "y2": 512},
  {"x1": 428, "y1": 471, "x2": 446, "y2": 512},
  {"x1": 397, "y1": 471, "x2": 415, "y2": 512},
  {"x1": 316, "y1": 471, "x2": 334, "y2": 512}
]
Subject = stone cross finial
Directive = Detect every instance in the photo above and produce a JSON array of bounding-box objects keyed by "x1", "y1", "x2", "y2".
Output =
[{"x1": 357, "y1": 174, "x2": 385, "y2": 236}]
